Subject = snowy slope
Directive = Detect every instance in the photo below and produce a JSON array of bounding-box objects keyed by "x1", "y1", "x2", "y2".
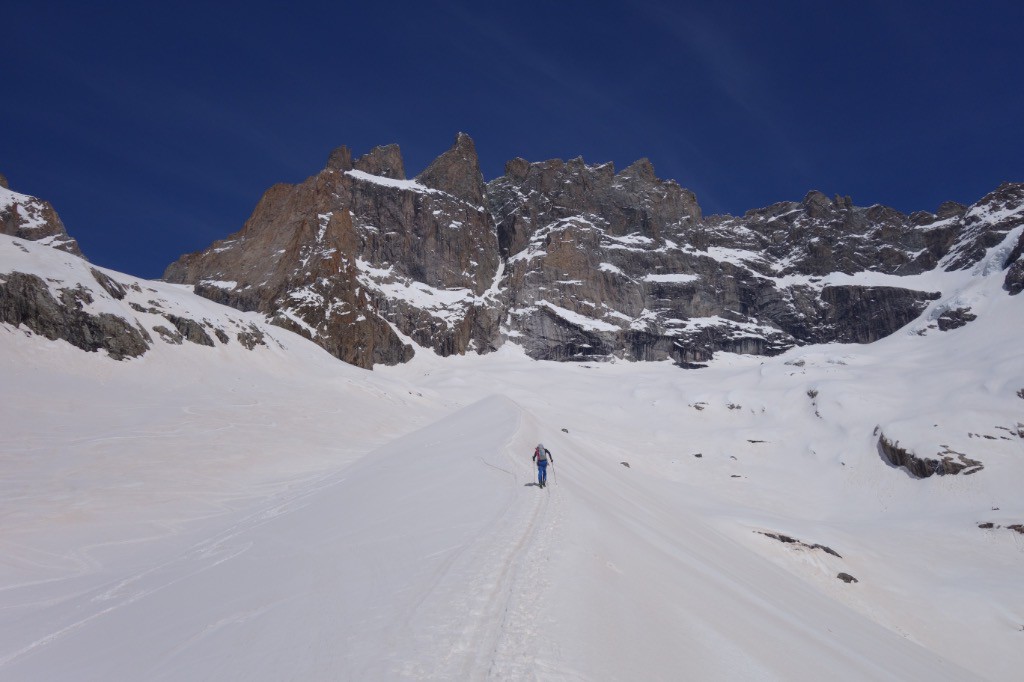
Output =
[
  {"x1": 0, "y1": 397, "x2": 533, "y2": 679},
  {"x1": 0, "y1": 390, "x2": 991, "y2": 680},
  {"x1": 2, "y1": 229, "x2": 1023, "y2": 679}
]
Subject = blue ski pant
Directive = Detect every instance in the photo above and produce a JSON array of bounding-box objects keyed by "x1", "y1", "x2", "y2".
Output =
[{"x1": 537, "y1": 460, "x2": 548, "y2": 485}]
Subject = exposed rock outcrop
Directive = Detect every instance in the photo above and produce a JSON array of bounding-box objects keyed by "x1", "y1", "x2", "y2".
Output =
[
  {"x1": 236, "y1": 324, "x2": 266, "y2": 350},
  {"x1": 0, "y1": 183, "x2": 83, "y2": 257},
  {"x1": 0, "y1": 272, "x2": 149, "y2": 359},
  {"x1": 2, "y1": 231, "x2": 285, "y2": 363},
  {"x1": 818, "y1": 286, "x2": 941, "y2": 343},
  {"x1": 877, "y1": 431, "x2": 984, "y2": 477},
  {"x1": 936, "y1": 307, "x2": 978, "y2": 331},
  {"x1": 977, "y1": 522, "x2": 1024, "y2": 535},
  {"x1": 1003, "y1": 229, "x2": 1024, "y2": 295},
  {"x1": 757, "y1": 531, "x2": 842, "y2": 557},
  {"x1": 164, "y1": 314, "x2": 215, "y2": 347},
  {"x1": 91, "y1": 268, "x2": 127, "y2": 300}
]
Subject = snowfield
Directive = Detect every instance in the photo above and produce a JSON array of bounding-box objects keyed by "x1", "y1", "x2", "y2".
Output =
[{"x1": 1, "y1": 231, "x2": 1023, "y2": 680}]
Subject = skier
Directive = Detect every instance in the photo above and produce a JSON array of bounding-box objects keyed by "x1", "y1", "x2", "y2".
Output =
[{"x1": 533, "y1": 443, "x2": 553, "y2": 488}]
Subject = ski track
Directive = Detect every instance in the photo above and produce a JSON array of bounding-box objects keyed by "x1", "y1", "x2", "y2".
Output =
[
  {"x1": 484, "y1": 474, "x2": 562, "y2": 681},
  {"x1": 0, "y1": 467, "x2": 346, "y2": 670},
  {"x1": 386, "y1": 404, "x2": 565, "y2": 680},
  {"x1": 0, "y1": 396, "x2": 568, "y2": 680}
]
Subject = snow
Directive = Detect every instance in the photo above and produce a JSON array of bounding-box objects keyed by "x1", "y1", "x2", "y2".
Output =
[
  {"x1": 353, "y1": 256, "x2": 394, "y2": 281},
  {"x1": 286, "y1": 285, "x2": 325, "y2": 307},
  {"x1": 316, "y1": 212, "x2": 332, "y2": 242},
  {"x1": 628, "y1": 308, "x2": 659, "y2": 331},
  {"x1": 353, "y1": 257, "x2": 476, "y2": 325},
  {"x1": 677, "y1": 314, "x2": 770, "y2": 333},
  {"x1": 199, "y1": 279, "x2": 237, "y2": 290},
  {"x1": 210, "y1": 239, "x2": 238, "y2": 254},
  {"x1": 973, "y1": 224, "x2": 1024, "y2": 277},
  {"x1": 482, "y1": 257, "x2": 506, "y2": 301},
  {"x1": 353, "y1": 256, "x2": 509, "y2": 324},
  {"x1": 275, "y1": 307, "x2": 318, "y2": 335},
  {"x1": 688, "y1": 244, "x2": 771, "y2": 268},
  {"x1": 0, "y1": 187, "x2": 48, "y2": 230},
  {"x1": 601, "y1": 232, "x2": 655, "y2": 250},
  {"x1": 1, "y1": 230, "x2": 1023, "y2": 680},
  {"x1": 508, "y1": 248, "x2": 546, "y2": 264},
  {"x1": 642, "y1": 272, "x2": 699, "y2": 284},
  {"x1": 0, "y1": 187, "x2": 28, "y2": 210},
  {"x1": 536, "y1": 300, "x2": 621, "y2": 332},
  {"x1": 964, "y1": 200, "x2": 1024, "y2": 225},
  {"x1": 341, "y1": 171, "x2": 486, "y2": 215},
  {"x1": 344, "y1": 169, "x2": 435, "y2": 194}
]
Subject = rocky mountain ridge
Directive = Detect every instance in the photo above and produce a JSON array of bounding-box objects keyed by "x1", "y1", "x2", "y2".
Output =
[
  {"x1": 163, "y1": 134, "x2": 1024, "y2": 369},
  {"x1": 1, "y1": 174, "x2": 290, "y2": 362},
  {"x1": 3, "y1": 137, "x2": 1022, "y2": 371},
  {"x1": 0, "y1": 228, "x2": 283, "y2": 362}
]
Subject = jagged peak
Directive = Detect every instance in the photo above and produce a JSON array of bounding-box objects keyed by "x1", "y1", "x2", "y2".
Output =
[
  {"x1": 504, "y1": 157, "x2": 531, "y2": 181},
  {"x1": 325, "y1": 146, "x2": 354, "y2": 172},
  {"x1": 618, "y1": 158, "x2": 656, "y2": 182},
  {"x1": 936, "y1": 200, "x2": 967, "y2": 219},
  {"x1": 977, "y1": 181, "x2": 1024, "y2": 206},
  {"x1": 0, "y1": 172, "x2": 8, "y2": 190},
  {"x1": 415, "y1": 132, "x2": 485, "y2": 204},
  {"x1": 802, "y1": 189, "x2": 830, "y2": 206},
  {"x1": 801, "y1": 190, "x2": 835, "y2": 218},
  {"x1": 354, "y1": 144, "x2": 405, "y2": 179}
]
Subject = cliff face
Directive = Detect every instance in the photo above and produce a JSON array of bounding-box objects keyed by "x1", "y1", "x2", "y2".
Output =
[
  {"x1": 165, "y1": 134, "x2": 501, "y2": 368},
  {"x1": 163, "y1": 135, "x2": 1024, "y2": 368}
]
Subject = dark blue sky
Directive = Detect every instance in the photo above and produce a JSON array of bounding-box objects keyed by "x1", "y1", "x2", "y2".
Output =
[{"x1": 4, "y1": 1, "x2": 1022, "y2": 278}]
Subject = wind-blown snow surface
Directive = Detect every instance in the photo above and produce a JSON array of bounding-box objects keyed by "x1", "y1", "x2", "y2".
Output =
[{"x1": 2, "y1": 235, "x2": 1023, "y2": 679}]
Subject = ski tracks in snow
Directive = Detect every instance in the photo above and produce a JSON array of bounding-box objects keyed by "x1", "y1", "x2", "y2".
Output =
[
  {"x1": 0, "y1": 469, "x2": 345, "y2": 672},
  {"x1": 390, "y1": 402, "x2": 566, "y2": 680},
  {"x1": 0, "y1": 396, "x2": 567, "y2": 680},
  {"x1": 483, "y1": 481, "x2": 564, "y2": 681}
]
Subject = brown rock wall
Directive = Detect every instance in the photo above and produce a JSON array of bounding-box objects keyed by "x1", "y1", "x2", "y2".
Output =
[{"x1": 163, "y1": 135, "x2": 1023, "y2": 369}]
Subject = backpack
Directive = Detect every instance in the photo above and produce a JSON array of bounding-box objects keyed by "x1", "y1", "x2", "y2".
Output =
[{"x1": 535, "y1": 444, "x2": 548, "y2": 462}]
